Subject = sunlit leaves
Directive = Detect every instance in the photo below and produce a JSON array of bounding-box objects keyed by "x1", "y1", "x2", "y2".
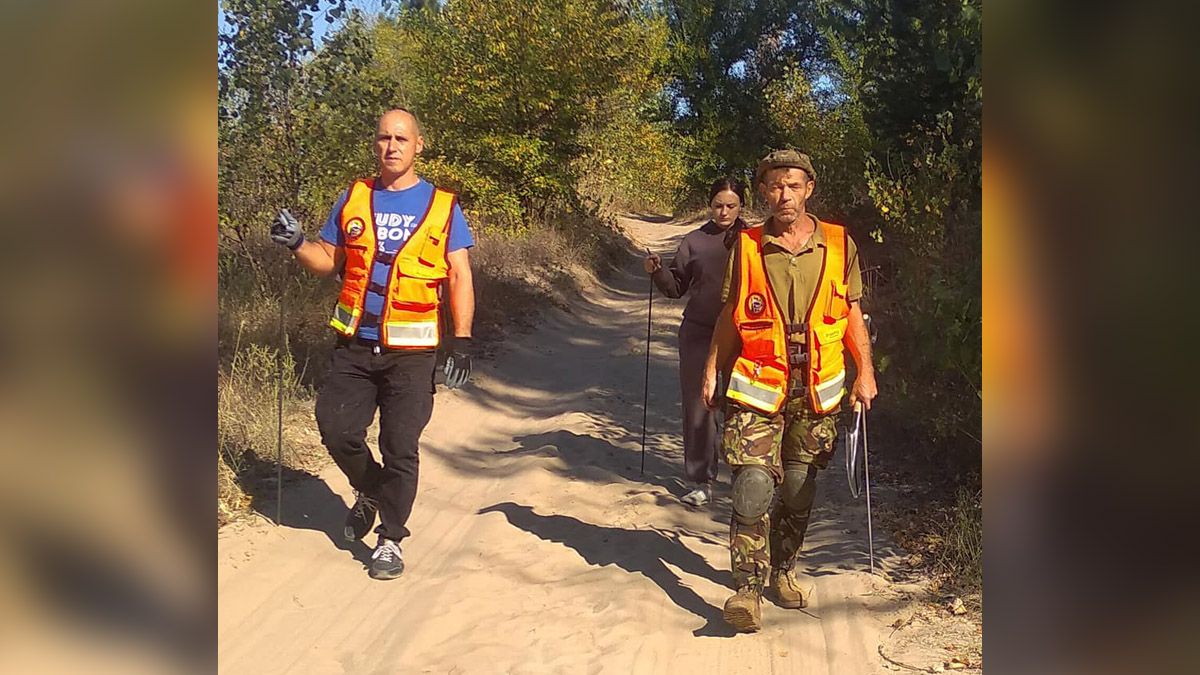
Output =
[{"x1": 380, "y1": 0, "x2": 678, "y2": 224}]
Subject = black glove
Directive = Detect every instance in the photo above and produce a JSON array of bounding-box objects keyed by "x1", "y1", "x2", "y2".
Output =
[
  {"x1": 443, "y1": 336, "x2": 474, "y2": 389},
  {"x1": 270, "y1": 209, "x2": 305, "y2": 250}
]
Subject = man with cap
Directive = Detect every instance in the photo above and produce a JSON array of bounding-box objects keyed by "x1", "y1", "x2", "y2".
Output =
[{"x1": 701, "y1": 149, "x2": 877, "y2": 632}]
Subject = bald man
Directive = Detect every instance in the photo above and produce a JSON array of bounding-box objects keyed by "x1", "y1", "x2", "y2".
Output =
[{"x1": 270, "y1": 109, "x2": 476, "y2": 580}]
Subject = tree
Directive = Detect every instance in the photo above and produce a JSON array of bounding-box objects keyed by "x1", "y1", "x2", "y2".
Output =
[
  {"x1": 219, "y1": 0, "x2": 343, "y2": 293},
  {"x1": 821, "y1": 0, "x2": 983, "y2": 457},
  {"x1": 375, "y1": 0, "x2": 677, "y2": 225},
  {"x1": 657, "y1": 0, "x2": 826, "y2": 190}
]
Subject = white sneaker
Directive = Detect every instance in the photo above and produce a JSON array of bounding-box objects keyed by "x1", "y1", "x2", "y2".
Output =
[{"x1": 681, "y1": 484, "x2": 711, "y2": 506}]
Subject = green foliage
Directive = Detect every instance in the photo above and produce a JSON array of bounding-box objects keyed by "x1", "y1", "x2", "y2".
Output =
[
  {"x1": 375, "y1": 0, "x2": 683, "y2": 224},
  {"x1": 416, "y1": 155, "x2": 524, "y2": 228},
  {"x1": 865, "y1": 121, "x2": 981, "y2": 448},
  {"x1": 658, "y1": 0, "x2": 824, "y2": 193},
  {"x1": 219, "y1": 0, "x2": 340, "y2": 299},
  {"x1": 576, "y1": 114, "x2": 688, "y2": 212},
  {"x1": 763, "y1": 62, "x2": 871, "y2": 221},
  {"x1": 821, "y1": 0, "x2": 982, "y2": 455},
  {"x1": 293, "y1": 11, "x2": 400, "y2": 217},
  {"x1": 829, "y1": 0, "x2": 982, "y2": 152}
]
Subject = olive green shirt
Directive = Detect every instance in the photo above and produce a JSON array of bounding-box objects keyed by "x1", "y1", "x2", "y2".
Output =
[{"x1": 722, "y1": 215, "x2": 863, "y2": 324}]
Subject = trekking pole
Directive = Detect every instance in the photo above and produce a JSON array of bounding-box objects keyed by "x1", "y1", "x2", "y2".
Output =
[
  {"x1": 862, "y1": 314, "x2": 877, "y2": 572},
  {"x1": 273, "y1": 160, "x2": 305, "y2": 524},
  {"x1": 641, "y1": 248, "x2": 654, "y2": 476},
  {"x1": 861, "y1": 402, "x2": 875, "y2": 573},
  {"x1": 845, "y1": 402, "x2": 874, "y2": 571},
  {"x1": 275, "y1": 284, "x2": 285, "y2": 526}
]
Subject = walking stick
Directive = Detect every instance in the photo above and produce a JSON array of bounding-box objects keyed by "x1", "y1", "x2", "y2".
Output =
[
  {"x1": 863, "y1": 405, "x2": 875, "y2": 573},
  {"x1": 862, "y1": 313, "x2": 877, "y2": 572},
  {"x1": 845, "y1": 401, "x2": 875, "y2": 572},
  {"x1": 641, "y1": 249, "x2": 654, "y2": 476},
  {"x1": 273, "y1": 178, "x2": 303, "y2": 525},
  {"x1": 275, "y1": 285, "x2": 285, "y2": 526}
]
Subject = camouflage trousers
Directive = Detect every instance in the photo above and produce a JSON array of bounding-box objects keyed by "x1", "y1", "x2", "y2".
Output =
[{"x1": 723, "y1": 395, "x2": 838, "y2": 590}]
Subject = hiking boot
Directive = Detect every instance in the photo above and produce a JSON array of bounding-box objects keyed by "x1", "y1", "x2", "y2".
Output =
[
  {"x1": 344, "y1": 491, "x2": 378, "y2": 542},
  {"x1": 680, "y1": 484, "x2": 712, "y2": 507},
  {"x1": 368, "y1": 538, "x2": 405, "y2": 580},
  {"x1": 769, "y1": 567, "x2": 813, "y2": 609},
  {"x1": 722, "y1": 586, "x2": 763, "y2": 633}
]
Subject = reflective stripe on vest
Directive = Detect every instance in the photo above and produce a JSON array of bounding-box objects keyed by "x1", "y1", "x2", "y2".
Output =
[
  {"x1": 727, "y1": 370, "x2": 787, "y2": 413},
  {"x1": 330, "y1": 302, "x2": 361, "y2": 335},
  {"x1": 381, "y1": 321, "x2": 440, "y2": 348},
  {"x1": 812, "y1": 369, "x2": 846, "y2": 411},
  {"x1": 328, "y1": 179, "x2": 457, "y2": 349}
]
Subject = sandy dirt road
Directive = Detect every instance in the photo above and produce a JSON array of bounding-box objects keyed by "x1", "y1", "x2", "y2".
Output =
[{"x1": 218, "y1": 214, "x2": 915, "y2": 674}]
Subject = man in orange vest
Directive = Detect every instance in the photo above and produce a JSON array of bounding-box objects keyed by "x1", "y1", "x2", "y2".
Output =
[
  {"x1": 269, "y1": 108, "x2": 476, "y2": 580},
  {"x1": 702, "y1": 149, "x2": 877, "y2": 631}
]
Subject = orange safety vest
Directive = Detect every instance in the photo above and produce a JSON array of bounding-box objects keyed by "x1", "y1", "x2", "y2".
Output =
[
  {"x1": 726, "y1": 221, "x2": 851, "y2": 415},
  {"x1": 328, "y1": 179, "x2": 457, "y2": 349}
]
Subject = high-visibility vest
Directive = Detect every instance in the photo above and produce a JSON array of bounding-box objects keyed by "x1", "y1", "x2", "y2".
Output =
[
  {"x1": 725, "y1": 222, "x2": 851, "y2": 415},
  {"x1": 328, "y1": 179, "x2": 456, "y2": 349}
]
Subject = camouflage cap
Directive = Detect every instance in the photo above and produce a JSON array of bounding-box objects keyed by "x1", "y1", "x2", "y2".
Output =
[{"x1": 755, "y1": 149, "x2": 817, "y2": 184}]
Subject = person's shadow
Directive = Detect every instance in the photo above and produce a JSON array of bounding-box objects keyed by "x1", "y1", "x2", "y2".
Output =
[
  {"x1": 478, "y1": 502, "x2": 737, "y2": 637},
  {"x1": 240, "y1": 452, "x2": 373, "y2": 567}
]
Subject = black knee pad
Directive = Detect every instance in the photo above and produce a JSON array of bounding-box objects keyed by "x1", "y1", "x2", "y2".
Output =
[
  {"x1": 732, "y1": 466, "x2": 775, "y2": 525},
  {"x1": 779, "y1": 467, "x2": 817, "y2": 511}
]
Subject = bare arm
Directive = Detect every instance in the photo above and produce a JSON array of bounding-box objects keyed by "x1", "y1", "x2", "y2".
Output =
[
  {"x1": 845, "y1": 301, "x2": 878, "y2": 409},
  {"x1": 292, "y1": 239, "x2": 343, "y2": 277},
  {"x1": 446, "y1": 248, "x2": 475, "y2": 338}
]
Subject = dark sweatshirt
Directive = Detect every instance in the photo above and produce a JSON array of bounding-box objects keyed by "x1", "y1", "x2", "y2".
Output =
[{"x1": 651, "y1": 219, "x2": 745, "y2": 330}]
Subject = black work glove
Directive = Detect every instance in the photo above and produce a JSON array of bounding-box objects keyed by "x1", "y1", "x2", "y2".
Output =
[
  {"x1": 443, "y1": 336, "x2": 474, "y2": 389},
  {"x1": 270, "y1": 209, "x2": 305, "y2": 250}
]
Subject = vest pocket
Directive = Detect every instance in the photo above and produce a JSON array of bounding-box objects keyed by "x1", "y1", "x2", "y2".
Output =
[
  {"x1": 342, "y1": 266, "x2": 368, "y2": 284},
  {"x1": 396, "y1": 253, "x2": 446, "y2": 280},
  {"x1": 738, "y1": 320, "x2": 776, "y2": 359},
  {"x1": 415, "y1": 229, "x2": 448, "y2": 271},
  {"x1": 813, "y1": 321, "x2": 845, "y2": 346},
  {"x1": 388, "y1": 276, "x2": 441, "y2": 313},
  {"x1": 825, "y1": 279, "x2": 850, "y2": 319}
]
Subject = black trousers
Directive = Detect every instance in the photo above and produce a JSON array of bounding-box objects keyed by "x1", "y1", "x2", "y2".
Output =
[
  {"x1": 677, "y1": 320, "x2": 720, "y2": 484},
  {"x1": 315, "y1": 340, "x2": 436, "y2": 542}
]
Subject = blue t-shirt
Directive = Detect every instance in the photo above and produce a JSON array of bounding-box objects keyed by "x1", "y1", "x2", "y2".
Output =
[{"x1": 320, "y1": 178, "x2": 474, "y2": 342}]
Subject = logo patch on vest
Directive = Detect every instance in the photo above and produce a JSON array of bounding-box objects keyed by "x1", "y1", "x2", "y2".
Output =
[
  {"x1": 345, "y1": 218, "x2": 366, "y2": 240},
  {"x1": 746, "y1": 293, "x2": 766, "y2": 317}
]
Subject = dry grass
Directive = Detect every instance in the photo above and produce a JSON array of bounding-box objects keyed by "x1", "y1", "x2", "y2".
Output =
[
  {"x1": 470, "y1": 206, "x2": 625, "y2": 342},
  {"x1": 935, "y1": 486, "x2": 982, "y2": 593},
  {"x1": 882, "y1": 477, "x2": 982, "y2": 604},
  {"x1": 217, "y1": 323, "x2": 311, "y2": 526}
]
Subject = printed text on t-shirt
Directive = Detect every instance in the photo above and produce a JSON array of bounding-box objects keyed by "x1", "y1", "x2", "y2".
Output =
[{"x1": 376, "y1": 212, "x2": 419, "y2": 251}]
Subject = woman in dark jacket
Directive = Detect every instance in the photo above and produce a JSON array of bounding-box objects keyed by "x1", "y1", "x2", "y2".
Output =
[{"x1": 644, "y1": 177, "x2": 747, "y2": 506}]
